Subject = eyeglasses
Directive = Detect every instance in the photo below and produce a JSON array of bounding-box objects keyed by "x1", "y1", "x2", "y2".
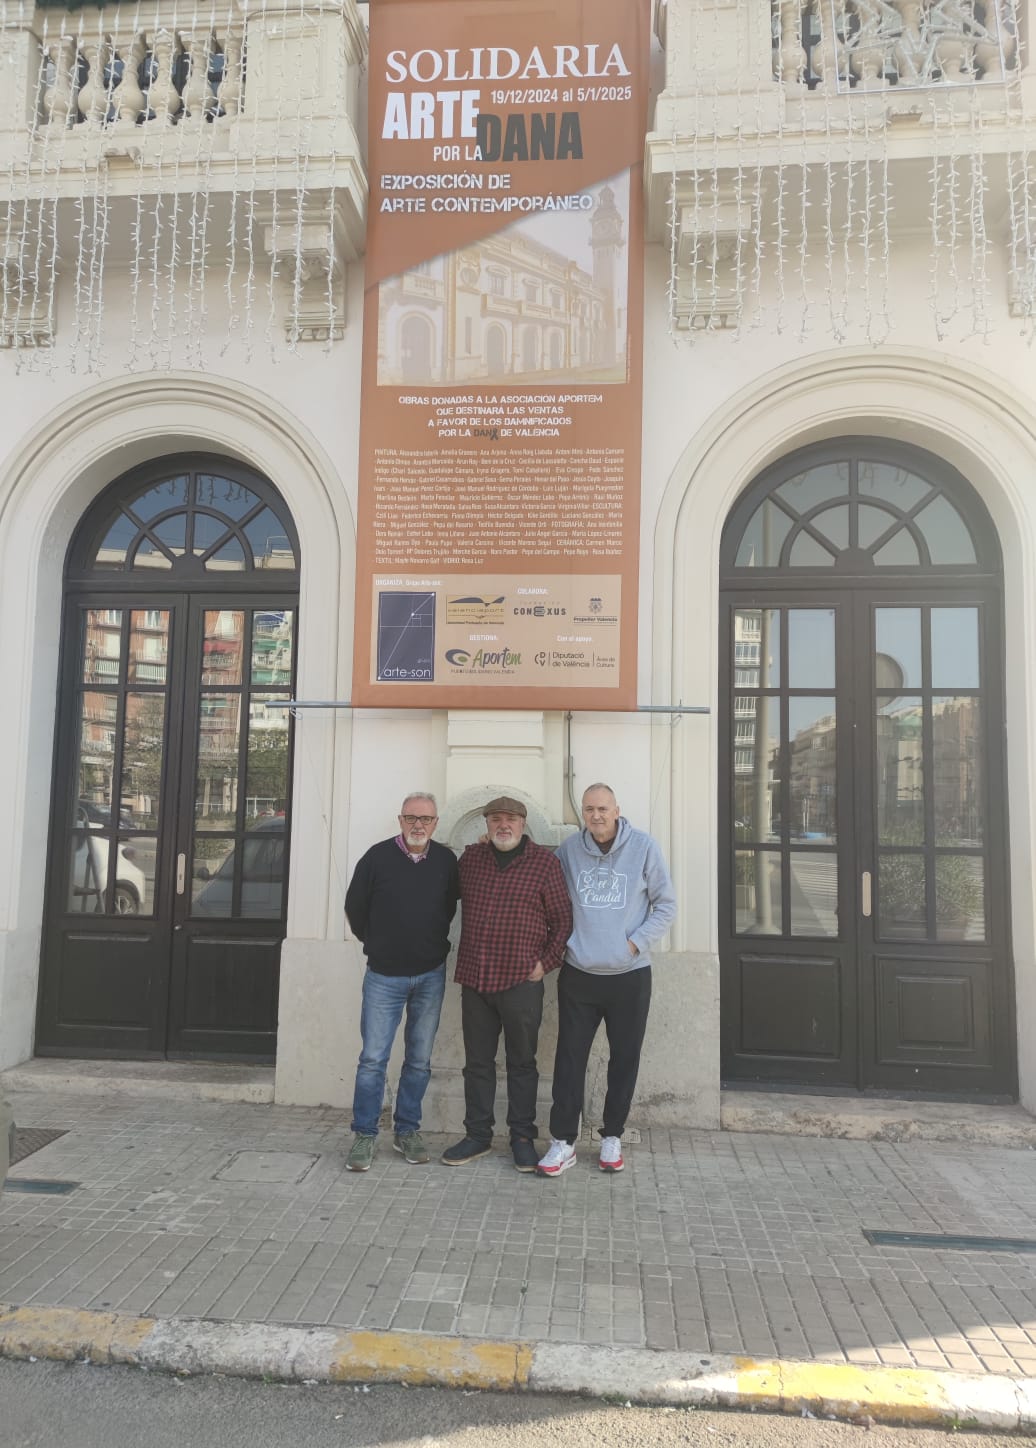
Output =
[{"x1": 401, "y1": 814, "x2": 437, "y2": 826}]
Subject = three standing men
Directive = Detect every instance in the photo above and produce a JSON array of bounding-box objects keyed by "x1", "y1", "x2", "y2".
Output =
[
  {"x1": 442, "y1": 797, "x2": 572, "y2": 1173},
  {"x1": 537, "y1": 783, "x2": 676, "y2": 1177},
  {"x1": 344, "y1": 793, "x2": 459, "y2": 1172}
]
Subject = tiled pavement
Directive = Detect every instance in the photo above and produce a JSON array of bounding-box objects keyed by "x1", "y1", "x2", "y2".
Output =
[{"x1": 3, "y1": 1088, "x2": 1036, "y2": 1377}]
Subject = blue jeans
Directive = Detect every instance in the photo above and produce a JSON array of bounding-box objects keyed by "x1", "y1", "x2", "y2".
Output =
[{"x1": 350, "y1": 964, "x2": 447, "y2": 1136}]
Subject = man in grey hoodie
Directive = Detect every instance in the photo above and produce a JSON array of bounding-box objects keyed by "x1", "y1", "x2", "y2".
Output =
[{"x1": 537, "y1": 783, "x2": 677, "y2": 1177}]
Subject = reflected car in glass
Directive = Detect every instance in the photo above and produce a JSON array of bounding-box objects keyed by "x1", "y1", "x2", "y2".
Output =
[
  {"x1": 193, "y1": 817, "x2": 285, "y2": 920},
  {"x1": 70, "y1": 802, "x2": 148, "y2": 915}
]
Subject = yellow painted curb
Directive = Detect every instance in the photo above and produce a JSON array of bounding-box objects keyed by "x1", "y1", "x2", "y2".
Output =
[
  {"x1": 734, "y1": 1359, "x2": 956, "y2": 1425},
  {"x1": 330, "y1": 1330, "x2": 533, "y2": 1391},
  {"x1": 0, "y1": 1304, "x2": 155, "y2": 1365}
]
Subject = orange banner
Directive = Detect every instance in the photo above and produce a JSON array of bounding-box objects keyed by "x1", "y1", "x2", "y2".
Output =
[{"x1": 352, "y1": 0, "x2": 649, "y2": 709}]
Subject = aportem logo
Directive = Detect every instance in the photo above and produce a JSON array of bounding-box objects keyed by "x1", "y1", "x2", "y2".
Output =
[{"x1": 445, "y1": 646, "x2": 522, "y2": 670}]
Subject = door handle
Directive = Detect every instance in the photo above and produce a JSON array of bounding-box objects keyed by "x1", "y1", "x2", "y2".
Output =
[
  {"x1": 861, "y1": 870, "x2": 872, "y2": 918},
  {"x1": 176, "y1": 852, "x2": 186, "y2": 895}
]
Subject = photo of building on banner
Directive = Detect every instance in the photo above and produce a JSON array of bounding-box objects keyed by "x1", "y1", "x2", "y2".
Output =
[{"x1": 352, "y1": 0, "x2": 648, "y2": 710}]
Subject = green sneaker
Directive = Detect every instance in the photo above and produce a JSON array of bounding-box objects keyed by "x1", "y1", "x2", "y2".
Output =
[
  {"x1": 346, "y1": 1134, "x2": 376, "y2": 1172},
  {"x1": 392, "y1": 1130, "x2": 430, "y2": 1164}
]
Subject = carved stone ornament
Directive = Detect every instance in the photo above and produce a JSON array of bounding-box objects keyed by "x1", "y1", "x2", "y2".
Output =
[
  {"x1": 671, "y1": 186, "x2": 752, "y2": 331},
  {"x1": 263, "y1": 206, "x2": 347, "y2": 343}
]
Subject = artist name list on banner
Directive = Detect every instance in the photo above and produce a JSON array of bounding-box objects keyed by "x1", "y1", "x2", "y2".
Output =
[{"x1": 353, "y1": 0, "x2": 648, "y2": 709}]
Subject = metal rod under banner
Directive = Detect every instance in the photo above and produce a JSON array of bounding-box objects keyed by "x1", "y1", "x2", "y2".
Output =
[{"x1": 264, "y1": 702, "x2": 710, "y2": 714}]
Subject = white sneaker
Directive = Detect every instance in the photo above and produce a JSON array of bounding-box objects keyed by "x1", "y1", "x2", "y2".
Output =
[
  {"x1": 537, "y1": 1138, "x2": 576, "y2": 1176},
  {"x1": 599, "y1": 1136, "x2": 624, "y2": 1172}
]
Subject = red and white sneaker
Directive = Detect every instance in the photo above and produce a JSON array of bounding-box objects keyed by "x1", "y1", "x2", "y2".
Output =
[
  {"x1": 537, "y1": 1138, "x2": 576, "y2": 1176},
  {"x1": 599, "y1": 1136, "x2": 624, "y2": 1172}
]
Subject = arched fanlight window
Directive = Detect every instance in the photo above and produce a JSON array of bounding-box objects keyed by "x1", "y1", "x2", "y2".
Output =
[
  {"x1": 67, "y1": 458, "x2": 299, "y2": 584},
  {"x1": 723, "y1": 444, "x2": 999, "y2": 578}
]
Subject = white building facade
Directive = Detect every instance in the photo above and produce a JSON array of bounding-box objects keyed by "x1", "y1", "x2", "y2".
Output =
[{"x1": 1, "y1": 0, "x2": 1036, "y2": 1127}]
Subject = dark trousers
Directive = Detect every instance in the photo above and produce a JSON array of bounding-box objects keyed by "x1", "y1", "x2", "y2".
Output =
[
  {"x1": 461, "y1": 979, "x2": 544, "y2": 1143},
  {"x1": 549, "y1": 963, "x2": 652, "y2": 1144}
]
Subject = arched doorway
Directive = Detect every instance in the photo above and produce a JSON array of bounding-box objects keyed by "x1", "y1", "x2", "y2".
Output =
[
  {"x1": 37, "y1": 456, "x2": 300, "y2": 1061},
  {"x1": 400, "y1": 314, "x2": 434, "y2": 383},
  {"x1": 486, "y1": 323, "x2": 507, "y2": 378},
  {"x1": 719, "y1": 440, "x2": 1014, "y2": 1095}
]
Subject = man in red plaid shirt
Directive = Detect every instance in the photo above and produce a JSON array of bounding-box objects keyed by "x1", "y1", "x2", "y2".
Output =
[{"x1": 441, "y1": 796, "x2": 572, "y2": 1173}]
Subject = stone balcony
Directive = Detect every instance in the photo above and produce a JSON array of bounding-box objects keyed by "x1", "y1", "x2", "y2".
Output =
[
  {"x1": 0, "y1": 0, "x2": 368, "y2": 352},
  {"x1": 647, "y1": 0, "x2": 1036, "y2": 333}
]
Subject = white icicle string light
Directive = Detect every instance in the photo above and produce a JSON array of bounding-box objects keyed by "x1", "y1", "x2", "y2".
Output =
[
  {"x1": 289, "y1": 0, "x2": 320, "y2": 351},
  {"x1": 796, "y1": 20, "x2": 811, "y2": 346},
  {"x1": 966, "y1": 85, "x2": 991, "y2": 342},
  {"x1": 928, "y1": 97, "x2": 945, "y2": 343},
  {"x1": 730, "y1": 0, "x2": 747, "y2": 339},
  {"x1": 858, "y1": 88, "x2": 875, "y2": 346},
  {"x1": 748, "y1": 4, "x2": 766, "y2": 335}
]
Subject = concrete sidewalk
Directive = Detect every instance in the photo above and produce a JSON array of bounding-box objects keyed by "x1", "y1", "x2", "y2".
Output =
[{"x1": 3, "y1": 1081, "x2": 1036, "y2": 1426}]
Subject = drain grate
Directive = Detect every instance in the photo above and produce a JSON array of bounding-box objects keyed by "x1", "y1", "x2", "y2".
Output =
[
  {"x1": 11, "y1": 1128, "x2": 68, "y2": 1165},
  {"x1": 865, "y1": 1229, "x2": 1036, "y2": 1253},
  {"x1": 4, "y1": 1179, "x2": 78, "y2": 1195}
]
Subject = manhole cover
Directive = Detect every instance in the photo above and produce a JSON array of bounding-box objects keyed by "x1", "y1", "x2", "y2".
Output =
[
  {"x1": 216, "y1": 1151, "x2": 319, "y2": 1184},
  {"x1": 11, "y1": 1128, "x2": 68, "y2": 1165}
]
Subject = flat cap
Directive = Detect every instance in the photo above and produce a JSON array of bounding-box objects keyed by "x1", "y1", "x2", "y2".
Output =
[{"x1": 483, "y1": 795, "x2": 527, "y2": 819}]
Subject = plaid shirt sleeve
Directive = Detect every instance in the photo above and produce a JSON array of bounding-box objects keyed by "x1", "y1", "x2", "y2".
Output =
[{"x1": 456, "y1": 843, "x2": 573, "y2": 993}]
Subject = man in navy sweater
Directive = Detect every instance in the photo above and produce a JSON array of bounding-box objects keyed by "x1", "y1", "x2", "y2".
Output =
[{"x1": 344, "y1": 792, "x2": 460, "y2": 1172}]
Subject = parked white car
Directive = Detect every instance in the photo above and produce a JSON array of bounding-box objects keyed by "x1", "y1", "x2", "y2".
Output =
[{"x1": 70, "y1": 803, "x2": 148, "y2": 915}]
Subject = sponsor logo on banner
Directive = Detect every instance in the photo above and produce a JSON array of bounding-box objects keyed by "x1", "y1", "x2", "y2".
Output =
[
  {"x1": 447, "y1": 595, "x2": 506, "y2": 624},
  {"x1": 445, "y1": 645, "x2": 523, "y2": 671}
]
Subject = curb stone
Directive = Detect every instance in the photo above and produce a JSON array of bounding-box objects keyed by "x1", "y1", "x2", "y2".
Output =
[{"x1": 1, "y1": 1304, "x2": 1034, "y2": 1429}]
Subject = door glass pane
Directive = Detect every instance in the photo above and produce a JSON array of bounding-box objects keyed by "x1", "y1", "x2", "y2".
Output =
[
  {"x1": 914, "y1": 494, "x2": 977, "y2": 564},
  {"x1": 735, "y1": 850, "x2": 782, "y2": 935},
  {"x1": 77, "y1": 691, "x2": 118, "y2": 813},
  {"x1": 114, "y1": 835, "x2": 155, "y2": 916},
  {"x1": 935, "y1": 855, "x2": 985, "y2": 942},
  {"x1": 83, "y1": 610, "x2": 122, "y2": 683},
  {"x1": 239, "y1": 826, "x2": 286, "y2": 919},
  {"x1": 789, "y1": 698, "x2": 836, "y2": 843},
  {"x1": 733, "y1": 610, "x2": 779, "y2": 688},
  {"x1": 931, "y1": 608, "x2": 979, "y2": 688},
  {"x1": 202, "y1": 610, "x2": 245, "y2": 686},
  {"x1": 196, "y1": 693, "x2": 242, "y2": 827},
  {"x1": 734, "y1": 500, "x2": 792, "y2": 567},
  {"x1": 196, "y1": 474, "x2": 259, "y2": 518},
  {"x1": 789, "y1": 853, "x2": 838, "y2": 937},
  {"x1": 193, "y1": 513, "x2": 233, "y2": 556},
  {"x1": 933, "y1": 697, "x2": 983, "y2": 845},
  {"x1": 876, "y1": 696, "x2": 924, "y2": 844},
  {"x1": 857, "y1": 504, "x2": 897, "y2": 550},
  {"x1": 811, "y1": 506, "x2": 849, "y2": 550},
  {"x1": 878, "y1": 853, "x2": 927, "y2": 939},
  {"x1": 789, "y1": 533, "x2": 836, "y2": 567},
  {"x1": 875, "y1": 608, "x2": 921, "y2": 689},
  {"x1": 246, "y1": 695, "x2": 291, "y2": 820},
  {"x1": 95, "y1": 516, "x2": 135, "y2": 569},
  {"x1": 191, "y1": 838, "x2": 237, "y2": 917},
  {"x1": 67, "y1": 818, "x2": 110, "y2": 913},
  {"x1": 120, "y1": 693, "x2": 165, "y2": 832},
  {"x1": 127, "y1": 476, "x2": 190, "y2": 522},
  {"x1": 776, "y1": 463, "x2": 849, "y2": 512},
  {"x1": 872, "y1": 530, "x2": 921, "y2": 567},
  {"x1": 132, "y1": 535, "x2": 173, "y2": 571},
  {"x1": 858, "y1": 462, "x2": 931, "y2": 511},
  {"x1": 733, "y1": 695, "x2": 780, "y2": 843},
  {"x1": 151, "y1": 514, "x2": 187, "y2": 558},
  {"x1": 128, "y1": 610, "x2": 169, "y2": 684},
  {"x1": 206, "y1": 539, "x2": 247, "y2": 573},
  {"x1": 788, "y1": 610, "x2": 835, "y2": 688},
  {"x1": 251, "y1": 610, "x2": 294, "y2": 685},
  {"x1": 243, "y1": 508, "x2": 295, "y2": 569}
]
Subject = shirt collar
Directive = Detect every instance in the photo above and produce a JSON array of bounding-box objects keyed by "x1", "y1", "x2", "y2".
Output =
[{"x1": 396, "y1": 833, "x2": 429, "y2": 862}]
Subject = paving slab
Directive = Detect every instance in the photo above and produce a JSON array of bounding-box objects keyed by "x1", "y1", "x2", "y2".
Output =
[{"x1": 2, "y1": 1086, "x2": 1036, "y2": 1423}]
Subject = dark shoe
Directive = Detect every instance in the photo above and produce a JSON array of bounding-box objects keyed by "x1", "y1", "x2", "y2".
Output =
[
  {"x1": 346, "y1": 1134, "x2": 376, "y2": 1172},
  {"x1": 441, "y1": 1135, "x2": 492, "y2": 1165},
  {"x1": 393, "y1": 1130, "x2": 430, "y2": 1164},
  {"x1": 512, "y1": 1137, "x2": 539, "y2": 1173}
]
